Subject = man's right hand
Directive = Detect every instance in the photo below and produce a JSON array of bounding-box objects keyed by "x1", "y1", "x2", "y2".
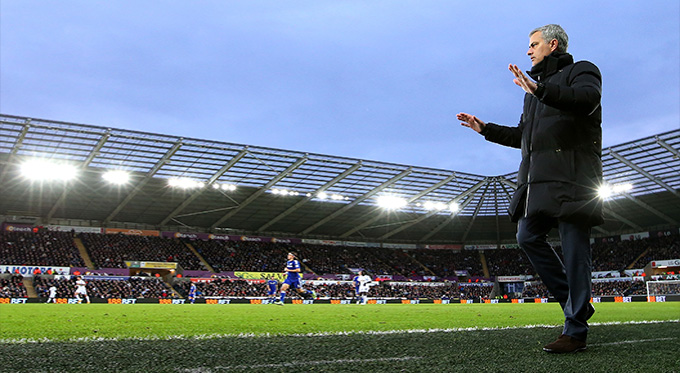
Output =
[{"x1": 457, "y1": 112, "x2": 486, "y2": 133}]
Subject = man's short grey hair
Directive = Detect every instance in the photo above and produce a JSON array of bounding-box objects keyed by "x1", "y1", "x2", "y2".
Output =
[{"x1": 530, "y1": 24, "x2": 569, "y2": 53}]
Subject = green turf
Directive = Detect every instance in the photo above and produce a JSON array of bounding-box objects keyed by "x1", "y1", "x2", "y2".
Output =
[
  {"x1": 1, "y1": 302, "x2": 678, "y2": 372},
  {"x1": 1, "y1": 302, "x2": 678, "y2": 341}
]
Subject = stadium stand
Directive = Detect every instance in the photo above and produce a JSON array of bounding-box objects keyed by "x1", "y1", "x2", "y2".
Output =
[
  {"x1": 0, "y1": 116, "x2": 678, "y2": 303},
  {"x1": 521, "y1": 282, "x2": 550, "y2": 298},
  {"x1": 0, "y1": 230, "x2": 85, "y2": 267},
  {"x1": 0, "y1": 273, "x2": 27, "y2": 298},
  {"x1": 34, "y1": 276, "x2": 174, "y2": 300},
  {"x1": 459, "y1": 283, "x2": 494, "y2": 300},
  {"x1": 176, "y1": 279, "x2": 268, "y2": 298},
  {"x1": 79, "y1": 233, "x2": 205, "y2": 270},
  {"x1": 189, "y1": 239, "x2": 288, "y2": 274},
  {"x1": 484, "y1": 248, "x2": 535, "y2": 276},
  {"x1": 1, "y1": 227, "x2": 679, "y2": 301},
  {"x1": 591, "y1": 279, "x2": 646, "y2": 297},
  {"x1": 409, "y1": 249, "x2": 485, "y2": 278}
]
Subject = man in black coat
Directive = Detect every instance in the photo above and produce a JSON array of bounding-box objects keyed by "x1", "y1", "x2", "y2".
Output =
[{"x1": 458, "y1": 24, "x2": 602, "y2": 353}]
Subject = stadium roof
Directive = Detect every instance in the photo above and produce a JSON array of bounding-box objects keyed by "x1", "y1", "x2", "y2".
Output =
[{"x1": 0, "y1": 113, "x2": 678, "y2": 245}]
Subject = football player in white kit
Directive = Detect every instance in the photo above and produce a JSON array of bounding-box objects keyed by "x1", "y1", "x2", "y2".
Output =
[
  {"x1": 46, "y1": 285, "x2": 58, "y2": 303},
  {"x1": 74, "y1": 276, "x2": 90, "y2": 304},
  {"x1": 356, "y1": 271, "x2": 373, "y2": 305}
]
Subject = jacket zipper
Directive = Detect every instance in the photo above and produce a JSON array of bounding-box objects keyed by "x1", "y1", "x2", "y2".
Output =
[
  {"x1": 525, "y1": 159, "x2": 531, "y2": 218},
  {"x1": 524, "y1": 75, "x2": 541, "y2": 218}
]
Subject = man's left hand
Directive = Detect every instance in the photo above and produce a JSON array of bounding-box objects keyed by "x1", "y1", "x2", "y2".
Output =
[{"x1": 509, "y1": 64, "x2": 537, "y2": 95}]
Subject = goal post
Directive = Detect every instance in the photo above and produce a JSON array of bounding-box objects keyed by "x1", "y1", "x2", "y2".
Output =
[{"x1": 646, "y1": 280, "x2": 680, "y2": 302}]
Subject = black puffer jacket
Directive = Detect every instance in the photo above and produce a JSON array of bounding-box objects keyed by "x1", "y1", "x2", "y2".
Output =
[{"x1": 482, "y1": 51, "x2": 604, "y2": 226}]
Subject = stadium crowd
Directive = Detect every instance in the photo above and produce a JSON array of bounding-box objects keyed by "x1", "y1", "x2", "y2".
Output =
[
  {"x1": 175, "y1": 278, "x2": 486, "y2": 300},
  {"x1": 191, "y1": 239, "x2": 288, "y2": 273},
  {"x1": 0, "y1": 273, "x2": 27, "y2": 298},
  {"x1": 1, "y1": 228, "x2": 678, "y2": 300},
  {"x1": 34, "y1": 275, "x2": 174, "y2": 299},
  {"x1": 0, "y1": 230, "x2": 84, "y2": 267},
  {"x1": 80, "y1": 233, "x2": 205, "y2": 270},
  {"x1": 484, "y1": 248, "x2": 534, "y2": 276},
  {"x1": 591, "y1": 279, "x2": 646, "y2": 296}
]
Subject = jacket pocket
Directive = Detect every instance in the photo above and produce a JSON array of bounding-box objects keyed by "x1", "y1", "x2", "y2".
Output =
[
  {"x1": 560, "y1": 198, "x2": 604, "y2": 227},
  {"x1": 529, "y1": 148, "x2": 575, "y2": 183}
]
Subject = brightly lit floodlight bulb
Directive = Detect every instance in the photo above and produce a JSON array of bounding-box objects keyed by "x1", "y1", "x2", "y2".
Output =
[
  {"x1": 377, "y1": 195, "x2": 407, "y2": 210},
  {"x1": 598, "y1": 184, "x2": 613, "y2": 199},
  {"x1": 449, "y1": 202, "x2": 460, "y2": 213},
  {"x1": 102, "y1": 170, "x2": 130, "y2": 185},
  {"x1": 20, "y1": 159, "x2": 78, "y2": 181},
  {"x1": 331, "y1": 194, "x2": 343, "y2": 200},
  {"x1": 317, "y1": 192, "x2": 328, "y2": 200}
]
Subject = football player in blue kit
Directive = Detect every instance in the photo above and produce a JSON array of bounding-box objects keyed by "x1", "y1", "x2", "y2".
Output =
[
  {"x1": 273, "y1": 252, "x2": 315, "y2": 305},
  {"x1": 188, "y1": 282, "x2": 197, "y2": 304},
  {"x1": 352, "y1": 273, "x2": 361, "y2": 304},
  {"x1": 266, "y1": 278, "x2": 279, "y2": 303}
]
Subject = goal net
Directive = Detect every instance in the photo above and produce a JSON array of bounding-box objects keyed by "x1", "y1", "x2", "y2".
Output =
[{"x1": 646, "y1": 280, "x2": 680, "y2": 302}]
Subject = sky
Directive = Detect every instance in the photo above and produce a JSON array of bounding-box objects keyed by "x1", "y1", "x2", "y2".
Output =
[{"x1": 1, "y1": 1, "x2": 679, "y2": 176}]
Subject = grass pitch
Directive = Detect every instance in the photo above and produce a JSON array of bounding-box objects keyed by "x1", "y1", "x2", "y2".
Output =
[{"x1": 1, "y1": 302, "x2": 678, "y2": 372}]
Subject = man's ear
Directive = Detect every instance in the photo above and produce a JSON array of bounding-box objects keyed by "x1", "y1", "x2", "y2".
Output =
[{"x1": 550, "y1": 38, "x2": 559, "y2": 52}]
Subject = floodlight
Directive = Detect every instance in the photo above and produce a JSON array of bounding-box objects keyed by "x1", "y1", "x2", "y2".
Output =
[
  {"x1": 598, "y1": 184, "x2": 612, "y2": 199},
  {"x1": 612, "y1": 183, "x2": 633, "y2": 194},
  {"x1": 220, "y1": 184, "x2": 236, "y2": 191},
  {"x1": 20, "y1": 159, "x2": 78, "y2": 181},
  {"x1": 317, "y1": 192, "x2": 328, "y2": 200},
  {"x1": 331, "y1": 194, "x2": 343, "y2": 200},
  {"x1": 377, "y1": 195, "x2": 407, "y2": 210},
  {"x1": 449, "y1": 202, "x2": 460, "y2": 213},
  {"x1": 168, "y1": 178, "x2": 203, "y2": 189},
  {"x1": 102, "y1": 170, "x2": 130, "y2": 185},
  {"x1": 273, "y1": 188, "x2": 293, "y2": 196}
]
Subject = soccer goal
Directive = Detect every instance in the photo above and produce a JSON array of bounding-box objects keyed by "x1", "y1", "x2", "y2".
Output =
[{"x1": 646, "y1": 280, "x2": 680, "y2": 302}]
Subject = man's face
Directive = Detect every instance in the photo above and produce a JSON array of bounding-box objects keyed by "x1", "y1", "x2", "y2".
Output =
[{"x1": 527, "y1": 31, "x2": 555, "y2": 66}]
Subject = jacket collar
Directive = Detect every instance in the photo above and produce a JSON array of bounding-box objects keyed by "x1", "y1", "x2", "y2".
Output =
[{"x1": 528, "y1": 51, "x2": 574, "y2": 81}]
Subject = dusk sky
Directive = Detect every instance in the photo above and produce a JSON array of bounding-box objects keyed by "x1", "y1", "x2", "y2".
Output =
[{"x1": 2, "y1": 1, "x2": 678, "y2": 176}]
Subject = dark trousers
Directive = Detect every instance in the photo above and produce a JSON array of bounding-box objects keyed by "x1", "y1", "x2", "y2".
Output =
[{"x1": 517, "y1": 215, "x2": 592, "y2": 341}]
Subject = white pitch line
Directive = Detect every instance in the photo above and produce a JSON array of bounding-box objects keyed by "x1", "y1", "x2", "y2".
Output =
[
  {"x1": 590, "y1": 337, "x2": 676, "y2": 346},
  {"x1": 180, "y1": 356, "x2": 423, "y2": 372},
  {"x1": 1, "y1": 319, "x2": 677, "y2": 344}
]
